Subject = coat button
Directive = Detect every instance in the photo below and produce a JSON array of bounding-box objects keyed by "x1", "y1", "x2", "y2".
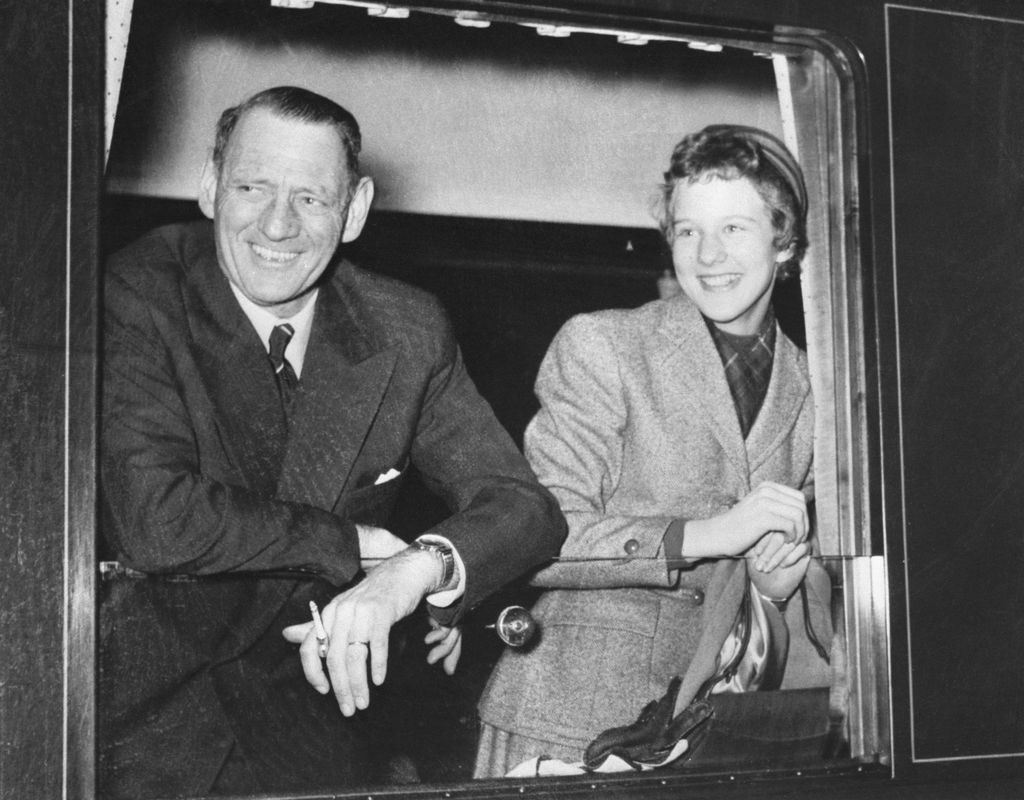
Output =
[
  {"x1": 623, "y1": 539, "x2": 640, "y2": 555},
  {"x1": 691, "y1": 588, "x2": 705, "y2": 605}
]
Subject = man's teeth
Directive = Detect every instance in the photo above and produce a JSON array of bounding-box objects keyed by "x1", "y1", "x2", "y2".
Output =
[
  {"x1": 701, "y1": 274, "x2": 738, "y2": 287},
  {"x1": 252, "y1": 244, "x2": 298, "y2": 263}
]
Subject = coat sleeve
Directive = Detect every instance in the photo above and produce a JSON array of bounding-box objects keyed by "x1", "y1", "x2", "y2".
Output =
[
  {"x1": 101, "y1": 267, "x2": 361, "y2": 587},
  {"x1": 523, "y1": 315, "x2": 685, "y2": 591},
  {"x1": 401, "y1": 298, "x2": 567, "y2": 623}
]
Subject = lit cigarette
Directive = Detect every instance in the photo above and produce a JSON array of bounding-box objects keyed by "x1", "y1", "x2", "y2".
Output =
[{"x1": 309, "y1": 601, "x2": 329, "y2": 658}]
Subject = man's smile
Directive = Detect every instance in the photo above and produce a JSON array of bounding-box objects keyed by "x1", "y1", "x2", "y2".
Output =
[{"x1": 251, "y1": 242, "x2": 301, "y2": 263}]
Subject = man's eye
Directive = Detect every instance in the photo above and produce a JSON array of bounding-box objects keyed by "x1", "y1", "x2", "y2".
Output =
[
  {"x1": 674, "y1": 226, "x2": 695, "y2": 238},
  {"x1": 293, "y1": 194, "x2": 331, "y2": 211}
]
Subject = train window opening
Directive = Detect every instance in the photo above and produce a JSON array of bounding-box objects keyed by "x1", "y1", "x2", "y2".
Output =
[{"x1": 100, "y1": 0, "x2": 889, "y2": 795}]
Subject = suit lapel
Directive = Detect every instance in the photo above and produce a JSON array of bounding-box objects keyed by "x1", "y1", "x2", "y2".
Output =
[
  {"x1": 656, "y1": 295, "x2": 750, "y2": 485},
  {"x1": 276, "y1": 272, "x2": 398, "y2": 511},
  {"x1": 745, "y1": 329, "x2": 810, "y2": 474},
  {"x1": 183, "y1": 237, "x2": 287, "y2": 497}
]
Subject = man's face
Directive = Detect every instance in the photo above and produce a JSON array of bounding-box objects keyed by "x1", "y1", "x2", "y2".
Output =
[
  {"x1": 669, "y1": 176, "x2": 790, "y2": 336},
  {"x1": 199, "y1": 108, "x2": 372, "y2": 318}
]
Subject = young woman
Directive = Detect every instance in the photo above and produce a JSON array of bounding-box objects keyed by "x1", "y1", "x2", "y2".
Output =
[{"x1": 475, "y1": 125, "x2": 832, "y2": 776}]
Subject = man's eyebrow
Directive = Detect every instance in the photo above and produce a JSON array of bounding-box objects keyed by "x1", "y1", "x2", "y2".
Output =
[
  {"x1": 226, "y1": 171, "x2": 268, "y2": 184},
  {"x1": 294, "y1": 184, "x2": 336, "y2": 197},
  {"x1": 227, "y1": 173, "x2": 338, "y2": 199}
]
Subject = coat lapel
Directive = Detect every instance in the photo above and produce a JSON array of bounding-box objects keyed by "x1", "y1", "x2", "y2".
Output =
[
  {"x1": 276, "y1": 271, "x2": 398, "y2": 512},
  {"x1": 655, "y1": 295, "x2": 750, "y2": 485},
  {"x1": 183, "y1": 237, "x2": 287, "y2": 497}
]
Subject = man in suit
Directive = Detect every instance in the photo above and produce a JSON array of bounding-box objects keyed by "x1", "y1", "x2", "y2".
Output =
[{"x1": 99, "y1": 85, "x2": 565, "y2": 798}]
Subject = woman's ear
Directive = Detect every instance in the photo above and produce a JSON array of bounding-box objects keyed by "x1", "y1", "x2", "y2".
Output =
[{"x1": 774, "y1": 244, "x2": 796, "y2": 265}]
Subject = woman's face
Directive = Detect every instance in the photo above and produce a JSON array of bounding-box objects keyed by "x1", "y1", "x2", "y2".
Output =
[{"x1": 669, "y1": 175, "x2": 791, "y2": 336}]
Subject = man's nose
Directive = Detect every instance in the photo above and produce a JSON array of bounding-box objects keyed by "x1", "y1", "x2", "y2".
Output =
[
  {"x1": 697, "y1": 233, "x2": 726, "y2": 265},
  {"x1": 260, "y1": 194, "x2": 300, "y2": 240}
]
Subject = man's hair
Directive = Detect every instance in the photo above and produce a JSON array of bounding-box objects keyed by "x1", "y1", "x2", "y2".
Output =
[
  {"x1": 212, "y1": 86, "x2": 363, "y2": 193},
  {"x1": 656, "y1": 125, "x2": 808, "y2": 280}
]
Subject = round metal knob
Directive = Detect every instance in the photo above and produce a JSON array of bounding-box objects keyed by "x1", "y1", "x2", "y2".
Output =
[{"x1": 494, "y1": 605, "x2": 537, "y2": 647}]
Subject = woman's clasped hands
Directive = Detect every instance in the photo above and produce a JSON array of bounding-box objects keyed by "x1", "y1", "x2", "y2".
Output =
[{"x1": 686, "y1": 481, "x2": 812, "y2": 600}]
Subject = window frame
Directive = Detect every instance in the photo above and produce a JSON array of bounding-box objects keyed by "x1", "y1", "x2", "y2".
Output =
[{"x1": 87, "y1": 1, "x2": 884, "y2": 797}]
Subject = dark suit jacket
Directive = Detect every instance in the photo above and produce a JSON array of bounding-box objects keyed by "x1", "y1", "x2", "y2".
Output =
[{"x1": 98, "y1": 221, "x2": 564, "y2": 798}]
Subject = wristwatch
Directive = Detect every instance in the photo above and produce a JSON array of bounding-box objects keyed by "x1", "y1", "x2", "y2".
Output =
[{"x1": 410, "y1": 538, "x2": 457, "y2": 591}]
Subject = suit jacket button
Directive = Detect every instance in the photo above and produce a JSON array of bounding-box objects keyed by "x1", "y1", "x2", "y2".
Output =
[
  {"x1": 623, "y1": 539, "x2": 640, "y2": 555},
  {"x1": 692, "y1": 588, "x2": 705, "y2": 605}
]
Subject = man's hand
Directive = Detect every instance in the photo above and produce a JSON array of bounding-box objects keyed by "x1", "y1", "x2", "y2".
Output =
[
  {"x1": 685, "y1": 482, "x2": 809, "y2": 559},
  {"x1": 282, "y1": 544, "x2": 443, "y2": 716},
  {"x1": 425, "y1": 621, "x2": 462, "y2": 675}
]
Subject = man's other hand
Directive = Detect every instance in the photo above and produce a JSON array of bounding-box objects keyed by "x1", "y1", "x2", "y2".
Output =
[{"x1": 425, "y1": 621, "x2": 462, "y2": 675}]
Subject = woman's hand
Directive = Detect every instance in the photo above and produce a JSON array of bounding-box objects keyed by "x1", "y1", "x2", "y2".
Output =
[
  {"x1": 748, "y1": 531, "x2": 811, "y2": 601},
  {"x1": 685, "y1": 482, "x2": 809, "y2": 559}
]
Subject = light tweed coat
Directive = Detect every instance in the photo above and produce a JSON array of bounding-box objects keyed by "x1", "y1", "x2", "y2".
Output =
[{"x1": 477, "y1": 292, "x2": 832, "y2": 768}]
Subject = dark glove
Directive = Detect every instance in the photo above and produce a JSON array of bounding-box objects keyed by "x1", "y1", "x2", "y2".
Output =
[{"x1": 583, "y1": 676, "x2": 714, "y2": 770}]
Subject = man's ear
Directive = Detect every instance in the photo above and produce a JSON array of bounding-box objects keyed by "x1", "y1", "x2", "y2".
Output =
[
  {"x1": 197, "y1": 156, "x2": 218, "y2": 220},
  {"x1": 340, "y1": 177, "x2": 375, "y2": 243}
]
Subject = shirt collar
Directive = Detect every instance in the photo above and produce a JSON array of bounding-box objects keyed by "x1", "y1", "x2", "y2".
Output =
[{"x1": 230, "y1": 285, "x2": 318, "y2": 378}]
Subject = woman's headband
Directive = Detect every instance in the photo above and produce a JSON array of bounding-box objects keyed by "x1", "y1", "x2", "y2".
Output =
[{"x1": 701, "y1": 124, "x2": 808, "y2": 219}]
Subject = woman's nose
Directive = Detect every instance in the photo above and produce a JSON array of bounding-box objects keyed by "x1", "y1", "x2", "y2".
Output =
[
  {"x1": 260, "y1": 195, "x2": 300, "y2": 240},
  {"x1": 697, "y1": 233, "x2": 725, "y2": 265}
]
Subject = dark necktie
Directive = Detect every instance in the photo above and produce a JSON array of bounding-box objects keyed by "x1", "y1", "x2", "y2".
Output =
[{"x1": 268, "y1": 323, "x2": 298, "y2": 416}]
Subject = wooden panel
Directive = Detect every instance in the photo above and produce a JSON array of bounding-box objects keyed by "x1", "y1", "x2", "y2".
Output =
[
  {"x1": 0, "y1": 1, "x2": 100, "y2": 798},
  {"x1": 887, "y1": 4, "x2": 1024, "y2": 764},
  {"x1": 0, "y1": 1, "x2": 71, "y2": 797}
]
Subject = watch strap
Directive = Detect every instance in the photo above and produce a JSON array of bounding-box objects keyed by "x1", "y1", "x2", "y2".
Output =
[{"x1": 411, "y1": 538, "x2": 456, "y2": 590}]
